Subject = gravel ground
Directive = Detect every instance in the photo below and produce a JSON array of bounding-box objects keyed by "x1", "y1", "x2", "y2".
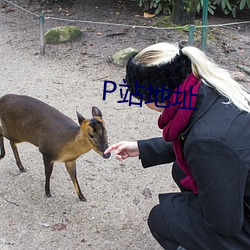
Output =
[{"x1": 0, "y1": 1, "x2": 249, "y2": 249}]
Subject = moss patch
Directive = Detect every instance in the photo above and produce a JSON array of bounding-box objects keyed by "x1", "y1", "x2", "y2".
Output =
[
  {"x1": 45, "y1": 26, "x2": 82, "y2": 44},
  {"x1": 112, "y1": 48, "x2": 138, "y2": 67}
]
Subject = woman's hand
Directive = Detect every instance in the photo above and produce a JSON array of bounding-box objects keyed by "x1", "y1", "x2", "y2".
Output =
[{"x1": 104, "y1": 141, "x2": 139, "y2": 160}]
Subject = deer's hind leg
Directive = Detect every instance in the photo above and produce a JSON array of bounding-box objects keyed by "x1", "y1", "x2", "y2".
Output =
[
  {"x1": 10, "y1": 141, "x2": 26, "y2": 172},
  {"x1": 65, "y1": 161, "x2": 86, "y2": 202},
  {"x1": 0, "y1": 126, "x2": 5, "y2": 159}
]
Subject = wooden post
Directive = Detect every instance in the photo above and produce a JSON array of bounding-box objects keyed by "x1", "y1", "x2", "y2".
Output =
[
  {"x1": 0, "y1": 0, "x2": 5, "y2": 8},
  {"x1": 202, "y1": 0, "x2": 208, "y2": 51},
  {"x1": 188, "y1": 25, "x2": 195, "y2": 46},
  {"x1": 39, "y1": 11, "x2": 45, "y2": 55}
]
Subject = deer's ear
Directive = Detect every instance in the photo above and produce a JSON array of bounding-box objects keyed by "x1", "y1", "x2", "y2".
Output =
[
  {"x1": 92, "y1": 106, "x2": 102, "y2": 118},
  {"x1": 76, "y1": 111, "x2": 85, "y2": 125}
]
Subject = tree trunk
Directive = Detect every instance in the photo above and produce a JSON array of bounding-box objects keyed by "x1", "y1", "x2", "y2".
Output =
[{"x1": 171, "y1": 0, "x2": 198, "y2": 25}]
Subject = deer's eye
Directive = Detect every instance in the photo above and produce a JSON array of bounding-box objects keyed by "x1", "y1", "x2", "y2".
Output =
[{"x1": 89, "y1": 133, "x2": 94, "y2": 139}]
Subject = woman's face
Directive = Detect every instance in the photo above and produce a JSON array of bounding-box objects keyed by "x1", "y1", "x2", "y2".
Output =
[{"x1": 145, "y1": 102, "x2": 165, "y2": 112}]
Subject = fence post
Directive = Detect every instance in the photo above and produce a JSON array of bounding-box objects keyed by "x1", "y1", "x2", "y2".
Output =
[
  {"x1": 39, "y1": 11, "x2": 45, "y2": 55},
  {"x1": 188, "y1": 25, "x2": 195, "y2": 46},
  {"x1": 202, "y1": 0, "x2": 208, "y2": 51},
  {"x1": 0, "y1": 0, "x2": 5, "y2": 8}
]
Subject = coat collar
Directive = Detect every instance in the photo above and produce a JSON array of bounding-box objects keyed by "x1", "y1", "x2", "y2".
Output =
[{"x1": 179, "y1": 83, "x2": 220, "y2": 140}]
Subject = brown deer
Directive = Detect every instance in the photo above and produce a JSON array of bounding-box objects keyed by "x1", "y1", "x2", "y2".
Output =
[{"x1": 0, "y1": 94, "x2": 110, "y2": 201}]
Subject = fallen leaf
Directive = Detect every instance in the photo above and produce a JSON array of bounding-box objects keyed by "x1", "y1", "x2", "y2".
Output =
[
  {"x1": 51, "y1": 223, "x2": 67, "y2": 231},
  {"x1": 143, "y1": 12, "x2": 155, "y2": 18}
]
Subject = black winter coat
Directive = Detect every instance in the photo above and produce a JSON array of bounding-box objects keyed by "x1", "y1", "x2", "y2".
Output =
[{"x1": 138, "y1": 84, "x2": 250, "y2": 250}]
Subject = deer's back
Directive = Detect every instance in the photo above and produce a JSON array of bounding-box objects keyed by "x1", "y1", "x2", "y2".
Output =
[{"x1": 0, "y1": 94, "x2": 79, "y2": 147}]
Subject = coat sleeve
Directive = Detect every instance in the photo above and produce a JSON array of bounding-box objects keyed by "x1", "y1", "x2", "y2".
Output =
[
  {"x1": 185, "y1": 136, "x2": 249, "y2": 237},
  {"x1": 137, "y1": 137, "x2": 176, "y2": 168}
]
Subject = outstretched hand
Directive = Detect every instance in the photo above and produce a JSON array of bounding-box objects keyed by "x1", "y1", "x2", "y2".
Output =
[{"x1": 104, "y1": 141, "x2": 139, "y2": 160}]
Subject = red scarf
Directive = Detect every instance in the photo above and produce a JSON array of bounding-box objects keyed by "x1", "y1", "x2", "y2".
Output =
[{"x1": 158, "y1": 73, "x2": 201, "y2": 194}]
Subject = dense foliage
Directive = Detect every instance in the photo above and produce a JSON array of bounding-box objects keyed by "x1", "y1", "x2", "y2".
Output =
[
  {"x1": 136, "y1": 0, "x2": 172, "y2": 15},
  {"x1": 38, "y1": 0, "x2": 250, "y2": 18},
  {"x1": 136, "y1": 0, "x2": 250, "y2": 17}
]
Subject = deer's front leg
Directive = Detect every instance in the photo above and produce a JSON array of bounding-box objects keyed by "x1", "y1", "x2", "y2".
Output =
[
  {"x1": 43, "y1": 155, "x2": 54, "y2": 198},
  {"x1": 65, "y1": 160, "x2": 86, "y2": 202}
]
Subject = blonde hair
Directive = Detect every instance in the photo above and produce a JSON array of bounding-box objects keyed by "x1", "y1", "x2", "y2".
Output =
[{"x1": 134, "y1": 42, "x2": 250, "y2": 113}]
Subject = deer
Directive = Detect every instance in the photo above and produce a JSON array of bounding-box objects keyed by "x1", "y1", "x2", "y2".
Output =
[{"x1": 0, "y1": 94, "x2": 110, "y2": 202}]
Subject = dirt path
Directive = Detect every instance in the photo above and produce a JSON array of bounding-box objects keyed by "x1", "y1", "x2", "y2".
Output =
[
  {"x1": 0, "y1": 3, "x2": 175, "y2": 250},
  {"x1": 0, "y1": 1, "x2": 249, "y2": 249}
]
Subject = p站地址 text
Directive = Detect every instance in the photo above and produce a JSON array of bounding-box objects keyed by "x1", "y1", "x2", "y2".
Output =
[{"x1": 102, "y1": 79, "x2": 197, "y2": 110}]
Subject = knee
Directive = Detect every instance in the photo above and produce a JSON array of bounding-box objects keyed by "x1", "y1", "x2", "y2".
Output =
[
  {"x1": 148, "y1": 205, "x2": 180, "y2": 249},
  {"x1": 148, "y1": 204, "x2": 162, "y2": 235}
]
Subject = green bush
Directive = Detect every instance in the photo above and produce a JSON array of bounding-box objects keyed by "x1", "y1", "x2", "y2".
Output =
[
  {"x1": 136, "y1": 0, "x2": 250, "y2": 18},
  {"x1": 196, "y1": 0, "x2": 216, "y2": 15},
  {"x1": 136, "y1": 0, "x2": 172, "y2": 15},
  {"x1": 212, "y1": 0, "x2": 250, "y2": 17}
]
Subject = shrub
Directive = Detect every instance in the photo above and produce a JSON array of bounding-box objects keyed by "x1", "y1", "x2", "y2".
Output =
[
  {"x1": 136, "y1": 0, "x2": 250, "y2": 18},
  {"x1": 136, "y1": 0, "x2": 172, "y2": 15}
]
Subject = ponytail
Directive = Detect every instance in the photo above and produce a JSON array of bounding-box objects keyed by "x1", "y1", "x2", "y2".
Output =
[{"x1": 182, "y1": 46, "x2": 250, "y2": 112}]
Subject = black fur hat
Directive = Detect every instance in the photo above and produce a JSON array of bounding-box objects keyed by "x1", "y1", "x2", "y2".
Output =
[{"x1": 125, "y1": 52, "x2": 192, "y2": 103}]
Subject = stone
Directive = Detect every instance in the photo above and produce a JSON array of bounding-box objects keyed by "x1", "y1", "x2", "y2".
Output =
[
  {"x1": 112, "y1": 47, "x2": 138, "y2": 67},
  {"x1": 45, "y1": 26, "x2": 82, "y2": 44}
]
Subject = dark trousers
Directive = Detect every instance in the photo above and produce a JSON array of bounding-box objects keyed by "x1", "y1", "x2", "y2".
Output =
[{"x1": 148, "y1": 162, "x2": 188, "y2": 250}]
